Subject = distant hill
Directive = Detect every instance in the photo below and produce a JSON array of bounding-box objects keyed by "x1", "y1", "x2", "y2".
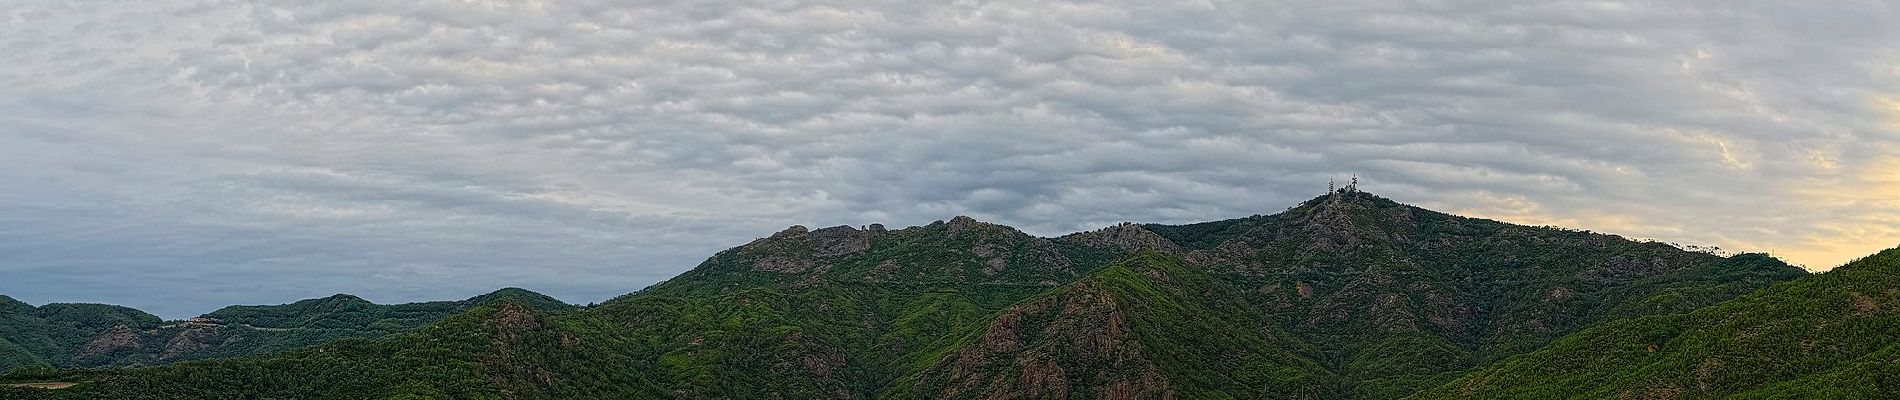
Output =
[
  {"x1": 5, "y1": 190, "x2": 1849, "y2": 399},
  {"x1": 0, "y1": 288, "x2": 572, "y2": 374},
  {"x1": 0, "y1": 299, "x2": 159, "y2": 373}
]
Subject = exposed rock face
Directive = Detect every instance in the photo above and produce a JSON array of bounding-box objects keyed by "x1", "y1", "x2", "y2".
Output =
[
  {"x1": 479, "y1": 304, "x2": 566, "y2": 388},
  {"x1": 741, "y1": 226, "x2": 818, "y2": 273},
  {"x1": 771, "y1": 225, "x2": 810, "y2": 240},
  {"x1": 932, "y1": 281, "x2": 1163, "y2": 400},
  {"x1": 810, "y1": 225, "x2": 870, "y2": 257},
  {"x1": 987, "y1": 239, "x2": 1072, "y2": 278},
  {"x1": 1062, "y1": 224, "x2": 1186, "y2": 255},
  {"x1": 741, "y1": 225, "x2": 869, "y2": 273},
  {"x1": 717, "y1": 215, "x2": 1079, "y2": 287},
  {"x1": 752, "y1": 256, "x2": 816, "y2": 273},
  {"x1": 74, "y1": 325, "x2": 141, "y2": 360},
  {"x1": 1302, "y1": 197, "x2": 1365, "y2": 255},
  {"x1": 1026, "y1": 241, "x2": 1074, "y2": 277},
  {"x1": 933, "y1": 215, "x2": 1075, "y2": 279},
  {"x1": 971, "y1": 243, "x2": 1010, "y2": 276},
  {"x1": 159, "y1": 327, "x2": 220, "y2": 360},
  {"x1": 773, "y1": 332, "x2": 854, "y2": 399},
  {"x1": 488, "y1": 304, "x2": 544, "y2": 345},
  {"x1": 946, "y1": 215, "x2": 985, "y2": 235}
]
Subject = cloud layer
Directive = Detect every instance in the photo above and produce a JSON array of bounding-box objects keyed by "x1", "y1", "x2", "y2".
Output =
[{"x1": 4, "y1": 0, "x2": 1898, "y2": 317}]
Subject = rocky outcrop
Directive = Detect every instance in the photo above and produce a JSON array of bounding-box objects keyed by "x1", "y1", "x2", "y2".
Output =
[
  {"x1": 73, "y1": 325, "x2": 141, "y2": 360},
  {"x1": 809, "y1": 225, "x2": 870, "y2": 257},
  {"x1": 487, "y1": 304, "x2": 545, "y2": 346},
  {"x1": 1301, "y1": 197, "x2": 1365, "y2": 255},
  {"x1": 929, "y1": 281, "x2": 1160, "y2": 400},
  {"x1": 1061, "y1": 224, "x2": 1186, "y2": 255},
  {"x1": 159, "y1": 327, "x2": 220, "y2": 360},
  {"x1": 751, "y1": 256, "x2": 816, "y2": 273},
  {"x1": 924, "y1": 215, "x2": 1075, "y2": 279},
  {"x1": 742, "y1": 225, "x2": 870, "y2": 273},
  {"x1": 945, "y1": 215, "x2": 988, "y2": 235},
  {"x1": 972, "y1": 237, "x2": 1073, "y2": 278}
]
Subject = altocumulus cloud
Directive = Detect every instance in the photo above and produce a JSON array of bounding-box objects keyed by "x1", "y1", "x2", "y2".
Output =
[{"x1": 2, "y1": 0, "x2": 1898, "y2": 317}]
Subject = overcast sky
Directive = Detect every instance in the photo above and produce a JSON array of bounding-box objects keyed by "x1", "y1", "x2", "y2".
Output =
[{"x1": 4, "y1": 1, "x2": 1898, "y2": 318}]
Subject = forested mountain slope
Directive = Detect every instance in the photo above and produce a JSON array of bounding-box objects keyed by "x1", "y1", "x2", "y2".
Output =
[
  {"x1": 1413, "y1": 247, "x2": 1900, "y2": 399},
  {"x1": 2, "y1": 191, "x2": 1821, "y2": 399},
  {"x1": 0, "y1": 288, "x2": 571, "y2": 374},
  {"x1": 883, "y1": 252, "x2": 1336, "y2": 399}
]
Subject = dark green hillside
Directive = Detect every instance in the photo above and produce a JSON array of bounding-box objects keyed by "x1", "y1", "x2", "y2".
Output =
[
  {"x1": 7, "y1": 217, "x2": 1141, "y2": 399},
  {"x1": 0, "y1": 296, "x2": 53, "y2": 373},
  {"x1": 0, "y1": 288, "x2": 573, "y2": 375},
  {"x1": 0, "y1": 296, "x2": 51, "y2": 372},
  {"x1": 0, "y1": 300, "x2": 163, "y2": 373},
  {"x1": 1142, "y1": 190, "x2": 1807, "y2": 398},
  {"x1": 6, "y1": 301, "x2": 645, "y2": 400},
  {"x1": 884, "y1": 252, "x2": 1335, "y2": 399},
  {"x1": 579, "y1": 215, "x2": 1158, "y2": 398},
  {"x1": 1412, "y1": 247, "x2": 1900, "y2": 399},
  {"x1": 645, "y1": 216, "x2": 1091, "y2": 296}
]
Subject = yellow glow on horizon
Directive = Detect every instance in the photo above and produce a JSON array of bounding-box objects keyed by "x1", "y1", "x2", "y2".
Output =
[
  {"x1": 1742, "y1": 154, "x2": 1900, "y2": 270},
  {"x1": 1884, "y1": 97, "x2": 1900, "y2": 130},
  {"x1": 1444, "y1": 194, "x2": 1684, "y2": 243},
  {"x1": 1444, "y1": 169, "x2": 1900, "y2": 271}
]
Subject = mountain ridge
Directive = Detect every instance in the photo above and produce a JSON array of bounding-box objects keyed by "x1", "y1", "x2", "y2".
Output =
[
  {"x1": 0, "y1": 288, "x2": 573, "y2": 374},
  {"x1": 4, "y1": 190, "x2": 1846, "y2": 400}
]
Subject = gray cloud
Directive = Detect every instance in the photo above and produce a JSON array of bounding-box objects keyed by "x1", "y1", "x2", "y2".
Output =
[{"x1": 3, "y1": 0, "x2": 1897, "y2": 317}]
